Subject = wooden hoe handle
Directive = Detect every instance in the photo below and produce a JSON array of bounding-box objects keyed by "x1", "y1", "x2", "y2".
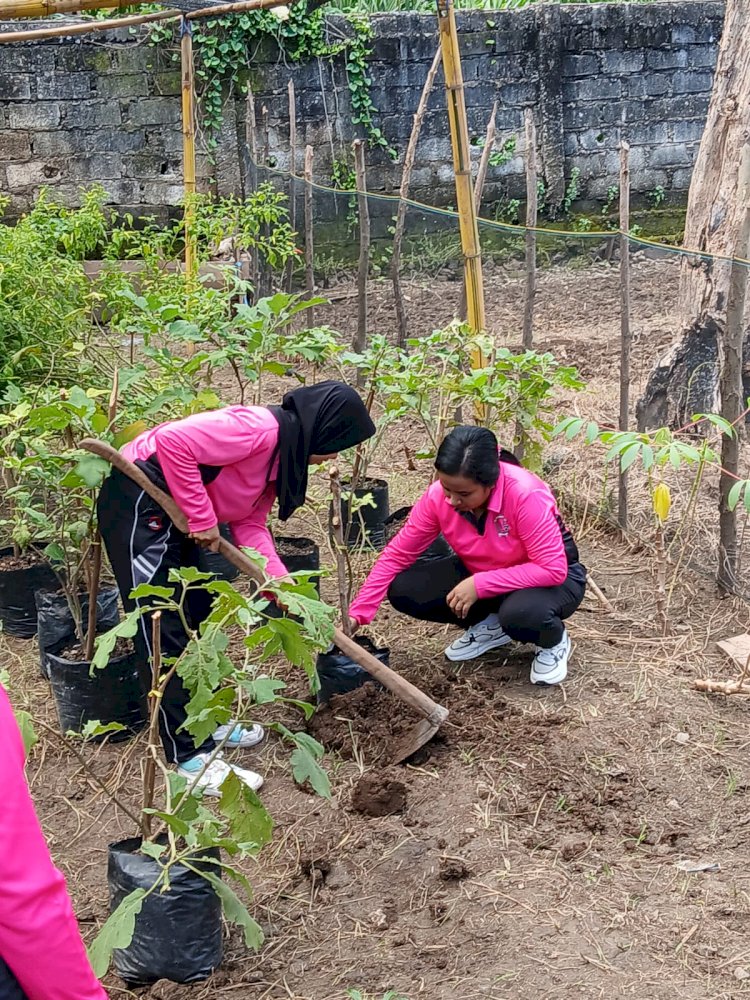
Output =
[{"x1": 82, "y1": 439, "x2": 448, "y2": 725}]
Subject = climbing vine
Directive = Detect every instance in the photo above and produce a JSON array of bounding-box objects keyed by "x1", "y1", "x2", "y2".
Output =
[{"x1": 148, "y1": 6, "x2": 396, "y2": 161}]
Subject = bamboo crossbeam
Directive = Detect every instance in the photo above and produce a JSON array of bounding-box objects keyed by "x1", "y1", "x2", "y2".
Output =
[
  {"x1": 0, "y1": 0, "x2": 127, "y2": 17},
  {"x1": 0, "y1": 0, "x2": 288, "y2": 43}
]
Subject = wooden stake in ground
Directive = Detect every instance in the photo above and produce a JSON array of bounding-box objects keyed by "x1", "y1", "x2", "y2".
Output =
[
  {"x1": 391, "y1": 46, "x2": 442, "y2": 347},
  {"x1": 285, "y1": 80, "x2": 297, "y2": 294},
  {"x1": 141, "y1": 611, "x2": 162, "y2": 840},
  {"x1": 328, "y1": 466, "x2": 352, "y2": 636},
  {"x1": 618, "y1": 140, "x2": 631, "y2": 533},
  {"x1": 718, "y1": 141, "x2": 750, "y2": 593},
  {"x1": 304, "y1": 144, "x2": 315, "y2": 327},
  {"x1": 458, "y1": 100, "x2": 496, "y2": 322},
  {"x1": 522, "y1": 108, "x2": 537, "y2": 350},
  {"x1": 352, "y1": 139, "x2": 370, "y2": 365},
  {"x1": 180, "y1": 17, "x2": 197, "y2": 297}
]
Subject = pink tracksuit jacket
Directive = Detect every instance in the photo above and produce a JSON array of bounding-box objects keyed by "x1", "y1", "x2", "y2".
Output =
[
  {"x1": 124, "y1": 406, "x2": 287, "y2": 578},
  {"x1": 349, "y1": 462, "x2": 570, "y2": 625},
  {"x1": 0, "y1": 684, "x2": 107, "y2": 999}
]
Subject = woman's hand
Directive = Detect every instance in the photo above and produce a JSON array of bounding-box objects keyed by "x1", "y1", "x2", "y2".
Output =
[
  {"x1": 347, "y1": 616, "x2": 360, "y2": 635},
  {"x1": 190, "y1": 525, "x2": 221, "y2": 551},
  {"x1": 447, "y1": 577, "x2": 478, "y2": 619}
]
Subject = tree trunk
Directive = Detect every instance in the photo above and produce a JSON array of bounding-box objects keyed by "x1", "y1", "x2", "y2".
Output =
[{"x1": 637, "y1": 0, "x2": 750, "y2": 429}]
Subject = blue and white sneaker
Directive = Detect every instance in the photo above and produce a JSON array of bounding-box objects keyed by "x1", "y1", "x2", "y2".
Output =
[
  {"x1": 444, "y1": 612, "x2": 512, "y2": 661},
  {"x1": 177, "y1": 752, "x2": 263, "y2": 797},
  {"x1": 213, "y1": 722, "x2": 265, "y2": 748},
  {"x1": 530, "y1": 630, "x2": 571, "y2": 686}
]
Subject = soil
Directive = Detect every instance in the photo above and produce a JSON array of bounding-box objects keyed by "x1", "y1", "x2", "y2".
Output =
[
  {"x1": 55, "y1": 636, "x2": 133, "y2": 663},
  {"x1": 12, "y1": 261, "x2": 750, "y2": 999},
  {"x1": 343, "y1": 477, "x2": 387, "y2": 492},
  {"x1": 351, "y1": 772, "x2": 407, "y2": 817},
  {"x1": 384, "y1": 506, "x2": 410, "y2": 543},
  {"x1": 275, "y1": 536, "x2": 318, "y2": 559},
  {"x1": 0, "y1": 549, "x2": 48, "y2": 571}
]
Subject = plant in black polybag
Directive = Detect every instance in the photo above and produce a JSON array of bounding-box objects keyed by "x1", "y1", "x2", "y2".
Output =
[{"x1": 87, "y1": 556, "x2": 335, "y2": 984}]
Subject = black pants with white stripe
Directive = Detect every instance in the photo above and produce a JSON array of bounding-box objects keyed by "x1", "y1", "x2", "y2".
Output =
[{"x1": 97, "y1": 467, "x2": 215, "y2": 763}]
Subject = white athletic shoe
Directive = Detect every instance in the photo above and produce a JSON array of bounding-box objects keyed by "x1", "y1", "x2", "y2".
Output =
[
  {"x1": 177, "y1": 752, "x2": 264, "y2": 798},
  {"x1": 530, "y1": 630, "x2": 571, "y2": 686},
  {"x1": 444, "y1": 612, "x2": 512, "y2": 662},
  {"x1": 212, "y1": 722, "x2": 265, "y2": 748}
]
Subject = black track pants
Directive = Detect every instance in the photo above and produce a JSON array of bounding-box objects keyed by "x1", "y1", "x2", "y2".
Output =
[
  {"x1": 387, "y1": 554, "x2": 586, "y2": 648},
  {"x1": 97, "y1": 468, "x2": 215, "y2": 764}
]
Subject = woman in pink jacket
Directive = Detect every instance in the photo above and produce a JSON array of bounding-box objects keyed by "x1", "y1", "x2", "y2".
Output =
[
  {"x1": 348, "y1": 426, "x2": 586, "y2": 684},
  {"x1": 0, "y1": 683, "x2": 107, "y2": 1000},
  {"x1": 97, "y1": 381, "x2": 374, "y2": 795}
]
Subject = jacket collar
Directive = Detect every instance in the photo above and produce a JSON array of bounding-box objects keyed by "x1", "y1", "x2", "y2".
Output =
[{"x1": 487, "y1": 465, "x2": 505, "y2": 514}]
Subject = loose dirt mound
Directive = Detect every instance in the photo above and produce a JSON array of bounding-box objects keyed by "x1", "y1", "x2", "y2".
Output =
[{"x1": 351, "y1": 771, "x2": 407, "y2": 816}]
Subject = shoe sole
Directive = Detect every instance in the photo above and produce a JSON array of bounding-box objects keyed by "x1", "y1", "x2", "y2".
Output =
[
  {"x1": 177, "y1": 772, "x2": 264, "y2": 796},
  {"x1": 444, "y1": 633, "x2": 513, "y2": 662}
]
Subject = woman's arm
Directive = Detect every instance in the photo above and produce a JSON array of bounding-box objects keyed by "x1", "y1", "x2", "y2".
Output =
[
  {"x1": 230, "y1": 490, "x2": 289, "y2": 580},
  {"x1": 152, "y1": 410, "x2": 277, "y2": 534},
  {"x1": 0, "y1": 686, "x2": 108, "y2": 1000},
  {"x1": 348, "y1": 490, "x2": 441, "y2": 625},
  {"x1": 473, "y1": 489, "x2": 568, "y2": 598}
]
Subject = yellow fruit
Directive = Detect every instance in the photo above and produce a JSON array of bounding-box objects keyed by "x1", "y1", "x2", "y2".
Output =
[{"x1": 653, "y1": 482, "x2": 671, "y2": 523}]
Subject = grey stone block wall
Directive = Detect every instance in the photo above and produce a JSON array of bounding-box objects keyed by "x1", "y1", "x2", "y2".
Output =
[{"x1": 0, "y1": 1, "x2": 724, "y2": 218}]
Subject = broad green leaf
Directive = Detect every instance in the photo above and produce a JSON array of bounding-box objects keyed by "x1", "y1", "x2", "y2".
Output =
[
  {"x1": 76, "y1": 719, "x2": 127, "y2": 740},
  {"x1": 139, "y1": 840, "x2": 168, "y2": 861},
  {"x1": 183, "y1": 685, "x2": 234, "y2": 745},
  {"x1": 143, "y1": 810, "x2": 190, "y2": 837},
  {"x1": 74, "y1": 455, "x2": 110, "y2": 489},
  {"x1": 564, "y1": 417, "x2": 584, "y2": 440},
  {"x1": 219, "y1": 770, "x2": 273, "y2": 849},
  {"x1": 585, "y1": 421, "x2": 599, "y2": 444},
  {"x1": 290, "y1": 740, "x2": 331, "y2": 799},
  {"x1": 88, "y1": 887, "x2": 147, "y2": 978},
  {"x1": 619, "y1": 442, "x2": 641, "y2": 472},
  {"x1": 91, "y1": 610, "x2": 140, "y2": 672},
  {"x1": 129, "y1": 583, "x2": 175, "y2": 600},
  {"x1": 199, "y1": 870, "x2": 264, "y2": 950},
  {"x1": 113, "y1": 421, "x2": 148, "y2": 448},
  {"x1": 728, "y1": 480, "x2": 744, "y2": 511},
  {"x1": 15, "y1": 709, "x2": 37, "y2": 753}
]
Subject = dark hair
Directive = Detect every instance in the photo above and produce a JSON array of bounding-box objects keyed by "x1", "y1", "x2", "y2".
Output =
[{"x1": 434, "y1": 426, "x2": 500, "y2": 486}]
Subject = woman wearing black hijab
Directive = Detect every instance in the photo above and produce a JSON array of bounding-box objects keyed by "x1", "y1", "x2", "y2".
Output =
[{"x1": 98, "y1": 381, "x2": 375, "y2": 795}]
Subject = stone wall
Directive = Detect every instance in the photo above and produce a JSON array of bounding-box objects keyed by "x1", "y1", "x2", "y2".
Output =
[{"x1": 0, "y1": 1, "x2": 724, "y2": 218}]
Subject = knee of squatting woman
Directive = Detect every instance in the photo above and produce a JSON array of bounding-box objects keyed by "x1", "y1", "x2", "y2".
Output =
[
  {"x1": 348, "y1": 426, "x2": 587, "y2": 683},
  {"x1": 97, "y1": 381, "x2": 375, "y2": 796}
]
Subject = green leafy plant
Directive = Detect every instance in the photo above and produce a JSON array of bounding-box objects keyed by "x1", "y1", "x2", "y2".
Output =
[
  {"x1": 562, "y1": 166, "x2": 582, "y2": 216},
  {"x1": 88, "y1": 560, "x2": 335, "y2": 976}
]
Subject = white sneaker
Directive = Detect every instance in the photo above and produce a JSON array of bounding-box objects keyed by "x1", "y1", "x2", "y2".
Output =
[
  {"x1": 444, "y1": 612, "x2": 512, "y2": 662},
  {"x1": 213, "y1": 722, "x2": 265, "y2": 748},
  {"x1": 177, "y1": 752, "x2": 264, "y2": 798},
  {"x1": 530, "y1": 630, "x2": 571, "y2": 685}
]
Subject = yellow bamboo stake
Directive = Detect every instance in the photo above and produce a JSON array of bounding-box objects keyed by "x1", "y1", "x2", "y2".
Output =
[
  {"x1": 436, "y1": 0, "x2": 486, "y2": 370},
  {"x1": 181, "y1": 17, "x2": 198, "y2": 356},
  {"x1": 0, "y1": 0, "x2": 128, "y2": 17}
]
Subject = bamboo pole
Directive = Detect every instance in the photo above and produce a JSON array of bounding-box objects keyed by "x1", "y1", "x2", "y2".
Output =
[
  {"x1": 329, "y1": 466, "x2": 352, "y2": 636},
  {"x1": 0, "y1": 0, "x2": 128, "y2": 17},
  {"x1": 353, "y1": 139, "x2": 370, "y2": 364},
  {"x1": 181, "y1": 16, "x2": 198, "y2": 353},
  {"x1": 391, "y1": 45, "x2": 442, "y2": 347},
  {"x1": 0, "y1": 0, "x2": 288, "y2": 43},
  {"x1": 522, "y1": 108, "x2": 537, "y2": 350},
  {"x1": 437, "y1": 0, "x2": 486, "y2": 366},
  {"x1": 718, "y1": 142, "x2": 750, "y2": 594},
  {"x1": 458, "y1": 100, "x2": 496, "y2": 322},
  {"x1": 304, "y1": 144, "x2": 315, "y2": 325},
  {"x1": 617, "y1": 140, "x2": 631, "y2": 533},
  {"x1": 285, "y1": 79, "x2": 297, "y2": 294}
]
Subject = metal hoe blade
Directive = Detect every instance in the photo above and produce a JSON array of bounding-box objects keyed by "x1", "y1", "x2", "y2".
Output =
[{"x1": 390, "y1": 705, "x2": 449, "y2": 765}]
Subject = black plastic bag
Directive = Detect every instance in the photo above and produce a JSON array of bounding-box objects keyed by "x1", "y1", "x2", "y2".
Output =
[
  {"x1": 108, "y1": 838, "x2": 223, "y2": 985},
  {"x1": 316, "y1": 635, "x2": 390, "y2": 706},
  {"x1": 47, "y1": 647, "x2": 148, "y2": 738},
  {"x1": 36, "y1": 587, "x2": 120, "y2": 679},
  {"x1": 0, "y1": 957, "x2": 27, "y2": 999},
  {"x1": 0, "y1": 545, "x2": 58, "y2": 639},
  {"x1": 338, "y1": 478, "x2": 390, "y2": 550}
]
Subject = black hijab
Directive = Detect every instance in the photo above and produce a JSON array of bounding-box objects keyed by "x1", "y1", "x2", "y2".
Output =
[{"x1": 269, "y1": 381, "x2": 376, "y2": 521}]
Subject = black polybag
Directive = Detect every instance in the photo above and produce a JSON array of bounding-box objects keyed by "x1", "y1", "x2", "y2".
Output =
[
  {"x1": 197, "y1": 523, "x2": 239, "y2": 582},
  {"x1": 316, "y1": 635, "x2": 390, "y2": 706},
  {"x1": 108, "y1": 838, "x2": 223, "y2": 985},
  {"x1": 47, "y1": 647, "x2": 148, "y2": 738},
  {"x1": 0, "y1": 545, "x2": 58, "y2": 639},
  {"x1": 0, "y1": 957, "x2": 27, "y2": 999},
  {"x1": 36, "y1": 587, "x2": 120, "y2": 679}
]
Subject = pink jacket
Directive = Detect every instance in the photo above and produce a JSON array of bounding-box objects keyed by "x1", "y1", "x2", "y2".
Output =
[
  {"x1": 349, "y1": 462, "x2": 570, "y2": 625},
  {"x1": 0, "y1": 684, "x2": 107, "y2": 1000},
  {"x1": 124, "y1": 406, "x2": 287, "y2": 577}
]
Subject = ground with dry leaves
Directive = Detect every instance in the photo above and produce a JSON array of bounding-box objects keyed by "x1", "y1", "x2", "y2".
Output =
[{"x1": 10, "y1": 257, "x2": 750, "y2": 1000}]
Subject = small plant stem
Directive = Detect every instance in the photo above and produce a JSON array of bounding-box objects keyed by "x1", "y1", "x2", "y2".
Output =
[
  {"x1": 37, "y1": 720, "x2": 142, "y2": 828},
  {"x1": 141, "y1": 611, "x2": 163, "y2": 841},
  {"x1": 329, "y1": 465, "x2": 351, "y2": 635},
  {"x1": 654, "y1": 523, "x2": 670, "y2": 636},
  {"x1": 84, "y1": 531, "x2": 102, "y2": 662}
]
